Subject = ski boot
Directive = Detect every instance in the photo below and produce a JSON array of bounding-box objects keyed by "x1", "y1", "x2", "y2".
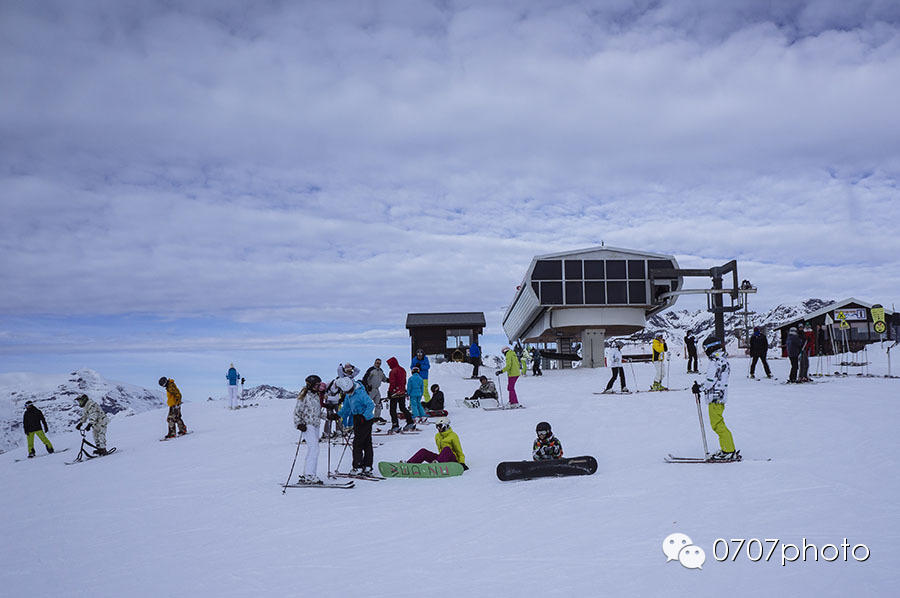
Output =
[
  {"x1": 94, "y1": 448, "x2": 109, "y2": 456},
  {"x1": 164, "y1": 433, "x2": 176, "y2": 439},
  {"x1": 621, "y1": 387, "x2": 631, "y2": 394},
  {"x1": 28, "y1": 450, "x2": 36, "y2": 459},
  {"x1": 362, "y1": 466, "x2": 373, "y2": 476},
  {"x1": 601, "y1": 388, "x2": 614, "y2": 394},
  {"x1": 349, "y1": 467, "x2": 362, "y2": 476},
  {"x1": 749, "y1": 374, "x2": 756, "y2": 379},
  {"x1": 389, "y1": 425, "x2": 402, "y2": 434},
  {"x1": 178, "y1": 428, "x2": 188, "y2": 436},
  {"x1": 47, "y1": 446, "x2": 54, "y2": 454},
  {"x1": 402, "y1": 422, "x2": 417, "y2": 432}
]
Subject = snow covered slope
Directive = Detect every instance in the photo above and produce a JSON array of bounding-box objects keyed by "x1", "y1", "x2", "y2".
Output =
[
  {"x1": 0, "y1": 358, "x2": 896, "y2": 597},
  {"x1": 0, "y1": 369, "x2": 163, "y2": 453}
]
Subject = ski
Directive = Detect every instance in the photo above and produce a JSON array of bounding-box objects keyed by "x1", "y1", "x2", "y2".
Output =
[
  {"x1": 631, "y1": 387, "x2": 689, "y2": 394},
  {"x1": 15, "y1": 447, "x2": 70, "y2": 462},
  {"x1": 665, "y1": 453, "x2": 771, "y2": 463},
  {"x1": 593, "y1": 391, "x2": 633, "y2": 395},
  {"x1": 482, "y1": 404, "x2": 526, "y2": 411},
  {"x1": 330, "y1": 472, "x2": 386, "y2": 482},
  {"x1": 282, "y1": 481, "x2": 355, "y2": 489},
  {"x1": 65, "y1": 447, "x2": 117, "y2": 465}
]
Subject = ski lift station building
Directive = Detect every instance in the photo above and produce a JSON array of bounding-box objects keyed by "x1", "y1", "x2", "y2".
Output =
[{"x1": 502, "y1": 246, "x2": 683, "y2": 367}]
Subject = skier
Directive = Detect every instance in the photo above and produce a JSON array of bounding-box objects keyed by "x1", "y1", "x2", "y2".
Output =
[
  {"x1": 410, "y1": 349, "x2": 431, "y2": 402},
  {"x1": 23, "y1": 400, "x2": 54, "y2": 458},
  {"x1": 468, "y1": 341, "x2": 482, "y2": 379},
  {"x1": 158, "y1": 377, "x2": 188, "y2": 438},
  {"x1": 466, "y1": 375, "x2": 498, "y2": 402},
  {"x1": 530, "y1": 346, "x2": 543, "y2": 376},
  {"x1": 74, "y1": 394, "x2": 110, "y2": 455},
  {"x1": 405, "y1": 417, "x2": 467, "y2": 469},
  {"x1": 602, "y1": 341, "x2": 629, "y2": 393},
  {"x1": 362, "y1": 358, "x2": 389, "y2": 424},
  {"x1": 294, "y1": 375, "x2": 324, "y2": 484},
  {"x1": 496, "y1": 346, "x2": 522, "y2": 406},
  {"x1": 684, "y1": 332, "x2": 698, "y2": 373},
  {"x1": 386, "y1": 356, "x2": 415, "y2": 432},
  {"x1": 422, "y1": 384, "x2": 444, "y2": 412},
  {"x1": 533, "y1": 422, "x2": 563, "y2": 461},
  {"x1": 407, "y1": 366, "x2": 426, "y2": 422},
  {"x1": 786, "y1": 327, "x2": 803, "y2": 383},
  {"x1": 697, "y1": 336, "x2": 739, "y2": 461},
  {"x1": 226, "y1": 363, "x2": 241, "y2": 409},
  {"x1": 337, "y1": 362, "x2": 360, "y2": 379},
  {"x1": 748, "y1": 326, "x2": 772, "y2": 379},
  {"x1": 321, "y1": 378, "x2": 345, "y2": 440},
  {"x1": 337, "y1": 376, "x2": 376, "y2": 475},
  {"x1": 651, "y1": 333, "x2": 668, "y2": 390},
  {"x1": 798, "y1": 325, "x2": 812, "y2": 382}
]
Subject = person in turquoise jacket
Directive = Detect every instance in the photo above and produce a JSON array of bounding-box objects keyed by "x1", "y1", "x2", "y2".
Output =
[
  {"x1": 407, "y1": 367, "x2": 426, "y2": 421},
  {"x1": 410, "y1": 349, "x2": 431, "y2": 401},
  {"x1": 337, "y1": 378, "x2": 376, "y2": 475}
]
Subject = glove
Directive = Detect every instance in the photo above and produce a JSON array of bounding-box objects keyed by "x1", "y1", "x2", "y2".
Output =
[
  {"x1": 75, "y1": 423, "x2": 82, "y2": 431},
  {"x1": 298, "y1": 423, "x2": 307, "y2": 432},
  {"x1": 691, "y1": 382, "x2": 701, "y2": 394},
  {"x1": 495, "y1": 370, "x2": 502, "y2": 376},
  {"x1": 85, "y1": 423, "x2": 92, "y2": 431}
]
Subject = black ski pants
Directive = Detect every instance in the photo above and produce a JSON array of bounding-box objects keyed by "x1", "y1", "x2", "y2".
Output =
[
  {"x1": 788, "y1": 354, "x2": 800, "y2": 382},
  {"x1": 352, "y1": 415, "x2": 374, "y2": 469},
  {"x1": 469, "y1": 389, "x2": 497, "y2": 401},
  {"x1": 605, "y1": 367, "x2": 626, "y2": 391},
  {"x1": 470, "y1": 357, "x2": 481, "y2": 378},
  {"x1": 389, "y1": 394, "x2": 413, "y2": 427},
  {"x1": 532, "y1": 359, "x2": 542, "y2": 376},
  {"x1": 750, "y1": 355, "x2": 771, "y2": 377},
  {"x1": 687, "y1": 350, "x2": 698, "y2": 372}
]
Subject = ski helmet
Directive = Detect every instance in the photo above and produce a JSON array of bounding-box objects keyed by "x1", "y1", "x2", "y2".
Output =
[
  {"x1": 536, "y1": 421, "x2": 552, "y2": 439},
  {"x1": 305, "y1": 374, "x2": 322, "y2": 389},
  {"x1": 435, "y1": 417, "x2": 450, "y2": 432},
  {"x1": 25, "y1": 400, "x2": 33, "y2": 407},
  {"x1": 75, "y1": 394, "x2": 88, "y2": 406},
  {"x1": 430, "y1": 384, "x2": 439, "y2": 392},
  {"x1": 702, "y1": 335, "x2": 724, "y2": 357},
  {"x1": 158, "y1": 377, "x2": 168, "y2": 387},
  {"x1": 336, "y1": 376, "x2": 354, "y2": 393}
]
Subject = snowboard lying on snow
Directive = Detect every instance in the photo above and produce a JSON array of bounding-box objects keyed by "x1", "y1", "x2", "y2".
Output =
[
  {"x1": 378, "y1": 461, "x2": 464, "y2": 478},
  {"x1": 496, "y1": 455, "x2": 598, "y2": 481}
]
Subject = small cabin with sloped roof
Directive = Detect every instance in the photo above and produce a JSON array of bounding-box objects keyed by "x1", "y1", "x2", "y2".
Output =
[{"x1": 405, "y1": 312, "x2": 486, "y2": 361}]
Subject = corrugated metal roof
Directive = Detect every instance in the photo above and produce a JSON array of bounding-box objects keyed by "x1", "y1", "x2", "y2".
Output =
[{"x1": 405, "y1": 312, "x2": 487, "y2": 328}]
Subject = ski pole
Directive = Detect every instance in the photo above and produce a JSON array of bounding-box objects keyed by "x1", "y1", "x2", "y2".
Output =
[
  {"x1": 282, "y1": 432, "x2": 304, "y2": 494},
  {"x1": 692, "y1": 384, "x2": 709, "y2": 459}
]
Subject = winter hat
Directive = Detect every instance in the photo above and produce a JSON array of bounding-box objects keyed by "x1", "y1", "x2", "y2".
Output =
[
  {"x1": 158, "y1": 377, "x2": 168, "y2": 387},
  {"x1": 501, "y1": 346, "x2": 510, "y2": 353},
  {"x1": 75, "y1": 394, "x2": 89, "y2": 406},
  {"x1": 24, "y1": 400, "x2": 33, "y2": 407},
  {"x1": 430, "y1": 384, "x2": 439, "y2": 392}
]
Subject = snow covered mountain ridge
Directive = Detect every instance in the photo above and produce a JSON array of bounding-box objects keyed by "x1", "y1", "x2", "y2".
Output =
[{"x1": 0, "y1": 369, "x2": 163, "y2": 453}]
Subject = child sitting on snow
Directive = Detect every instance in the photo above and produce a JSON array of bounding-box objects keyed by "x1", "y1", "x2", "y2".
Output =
[
  {"x1": 421, "y1": 384, "x2": 444, "y2": 411},
  {"x1": 533, "y1": 421, "x2": 563, "y2": 461}
]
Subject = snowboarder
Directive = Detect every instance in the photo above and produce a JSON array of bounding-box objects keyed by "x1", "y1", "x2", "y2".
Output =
[
  {"x1": 410, "y1": 349, "x2": 431, "y2": 402},
  {"x1": 362, "y1": 358, "x2": 389, "y2": 424},
  {"x1": 651, "y1": 333, "x2": 668, "y2": 390},
  {"x1": 602, "y1": 341, "x2": 629, "y2": 393},
  {"x1": 422, "y1": 384, "x2": 444, "y2": 411},
  {"x1": 468, "y1": 341, "x2": 482, "y2": 379},
  {"x1": 530, "y1": 346, "x2": 543, "y2": 376},
  {"x1": 294, "y1": 375, "x2": 324, "y2": 483},
  {"x1": 466, "y1": 376, "x2": 498, "y2": 401},
  {"x1": 386, "y1": 357, "x2": 415, "y2": 432},
  {"x1": 786, "y1": 327, "x2": 803, "y2": 383},
  {"x1": 533, "y1": 422, "x2": 563, "y2": 461},
  {"x1": 337, "y1": 362, "x2": 360, "y2": 379},
  {"x1": 698, "y1": 336, "x2": 738, "y2": 461},
  {"x1": 405, "y1": 417, "x2": 467, "y2": 469},
  {"x1": 74, "y1": 394, "x2": 110, "y2": 455},
  {"x1": 23, "y1": 400, "x2": 54, "y2": 458},
  {"x1": 684, "y1": 332, "x2": 699, "y2": 373},
  {"x1": 407, "y1": 366, "x2": 426, "y2": 422},
  {"x1": 748, "y1": 326, "x2": 772, "y2": 378},
  {"x1": 337, "y1": 376, "x2": 376, "y2": 475},
  {"x1": 226, "y1": 363, "x2": 241, "y2": 409},
  {"x1": 159, "y1": 377, "x2": 188, "y2": 438},
  {"x1": 496, "y1": 346, "x2": 522, "y2": 406}
]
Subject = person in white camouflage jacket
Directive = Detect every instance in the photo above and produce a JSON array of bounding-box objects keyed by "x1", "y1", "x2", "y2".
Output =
[
  {"x1": 293, "y1": 375, "x2": 324, "y2": 483},
  {"x1": 74, "y1": 394, "x2": 109, "y2": 455}
]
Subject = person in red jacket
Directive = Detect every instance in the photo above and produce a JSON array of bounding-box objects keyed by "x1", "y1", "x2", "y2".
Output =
[{"x1": 386, "y1": 356, "x2": 415, "y2": 433}]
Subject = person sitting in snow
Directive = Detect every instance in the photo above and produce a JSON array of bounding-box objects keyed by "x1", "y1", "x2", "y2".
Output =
[
  {"x1": 533, "y1": 421, "x2": 563, "y2": 461},
  {"x1": 406, "y1": 417, "x2": 467, "y2": 470},
  {"x1": 466, "y1": 375, "x2": 498, "y2": 402},
  {"x1": 422, "y1": 384, "x2": 444, "y2": 412},
  {"x1": 74, "y1": 394, "x2": 110, "y2": 455}
]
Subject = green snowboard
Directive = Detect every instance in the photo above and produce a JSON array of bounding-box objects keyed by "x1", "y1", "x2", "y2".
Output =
[{"x1": 378, "y1": 461, "x2": 464, "y2": 478}]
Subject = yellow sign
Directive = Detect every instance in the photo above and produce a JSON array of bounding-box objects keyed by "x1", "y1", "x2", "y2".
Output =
[
  {"x1": 840, "y1": 320, "x2": 850, "y2": 330},
  {"x1": 875, "y1": 321, "x2": 886, "y2": 334}
]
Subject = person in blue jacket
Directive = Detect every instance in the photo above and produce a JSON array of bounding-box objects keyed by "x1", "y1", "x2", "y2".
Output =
[
  {"x1": 337, "y1": 377, "x2": 376, "y2": 475},
  {"x1": 411, "y1": 349, "x2": 431, "y2": 401},
  {"x1": 468, "y1": 341, "x2": 482, "y2": 379},
  {"x1": 407, "y1": 366, "x2": 426, "y2": 422}
]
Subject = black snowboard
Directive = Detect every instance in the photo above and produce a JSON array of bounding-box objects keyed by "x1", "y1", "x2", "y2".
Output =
[{"x1": 496, "y1": 455, "x2": 598, "y2": 481}]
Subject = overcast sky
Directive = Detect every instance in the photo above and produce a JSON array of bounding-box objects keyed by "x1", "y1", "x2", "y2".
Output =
[{"x1": 2, "y1": 1, "x2": 899, "y2": 396}]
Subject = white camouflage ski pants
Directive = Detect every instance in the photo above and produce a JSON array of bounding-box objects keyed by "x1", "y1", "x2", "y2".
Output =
[{"x1": 227, "y1": 385, "x2": 240, "y2": 409}]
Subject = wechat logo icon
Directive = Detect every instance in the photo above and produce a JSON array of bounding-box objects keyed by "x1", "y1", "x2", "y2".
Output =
[{"x1": 663, "y1": 533, "x2": 706, "y2": 570}]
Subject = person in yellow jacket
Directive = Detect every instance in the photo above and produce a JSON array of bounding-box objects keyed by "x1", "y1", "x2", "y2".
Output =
[
  {"x1": 651, "y1": 333, "x2": 668, "y2": 390},
  {"x1": 496, "y1": 346, "x2": 522, "y2": 406},
  {"x1": 159, "y1": 377, "x2": 188, "y2": 439},
  {"x1": 405, "y1": 417, "x2": 468, "y2": 469}
]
